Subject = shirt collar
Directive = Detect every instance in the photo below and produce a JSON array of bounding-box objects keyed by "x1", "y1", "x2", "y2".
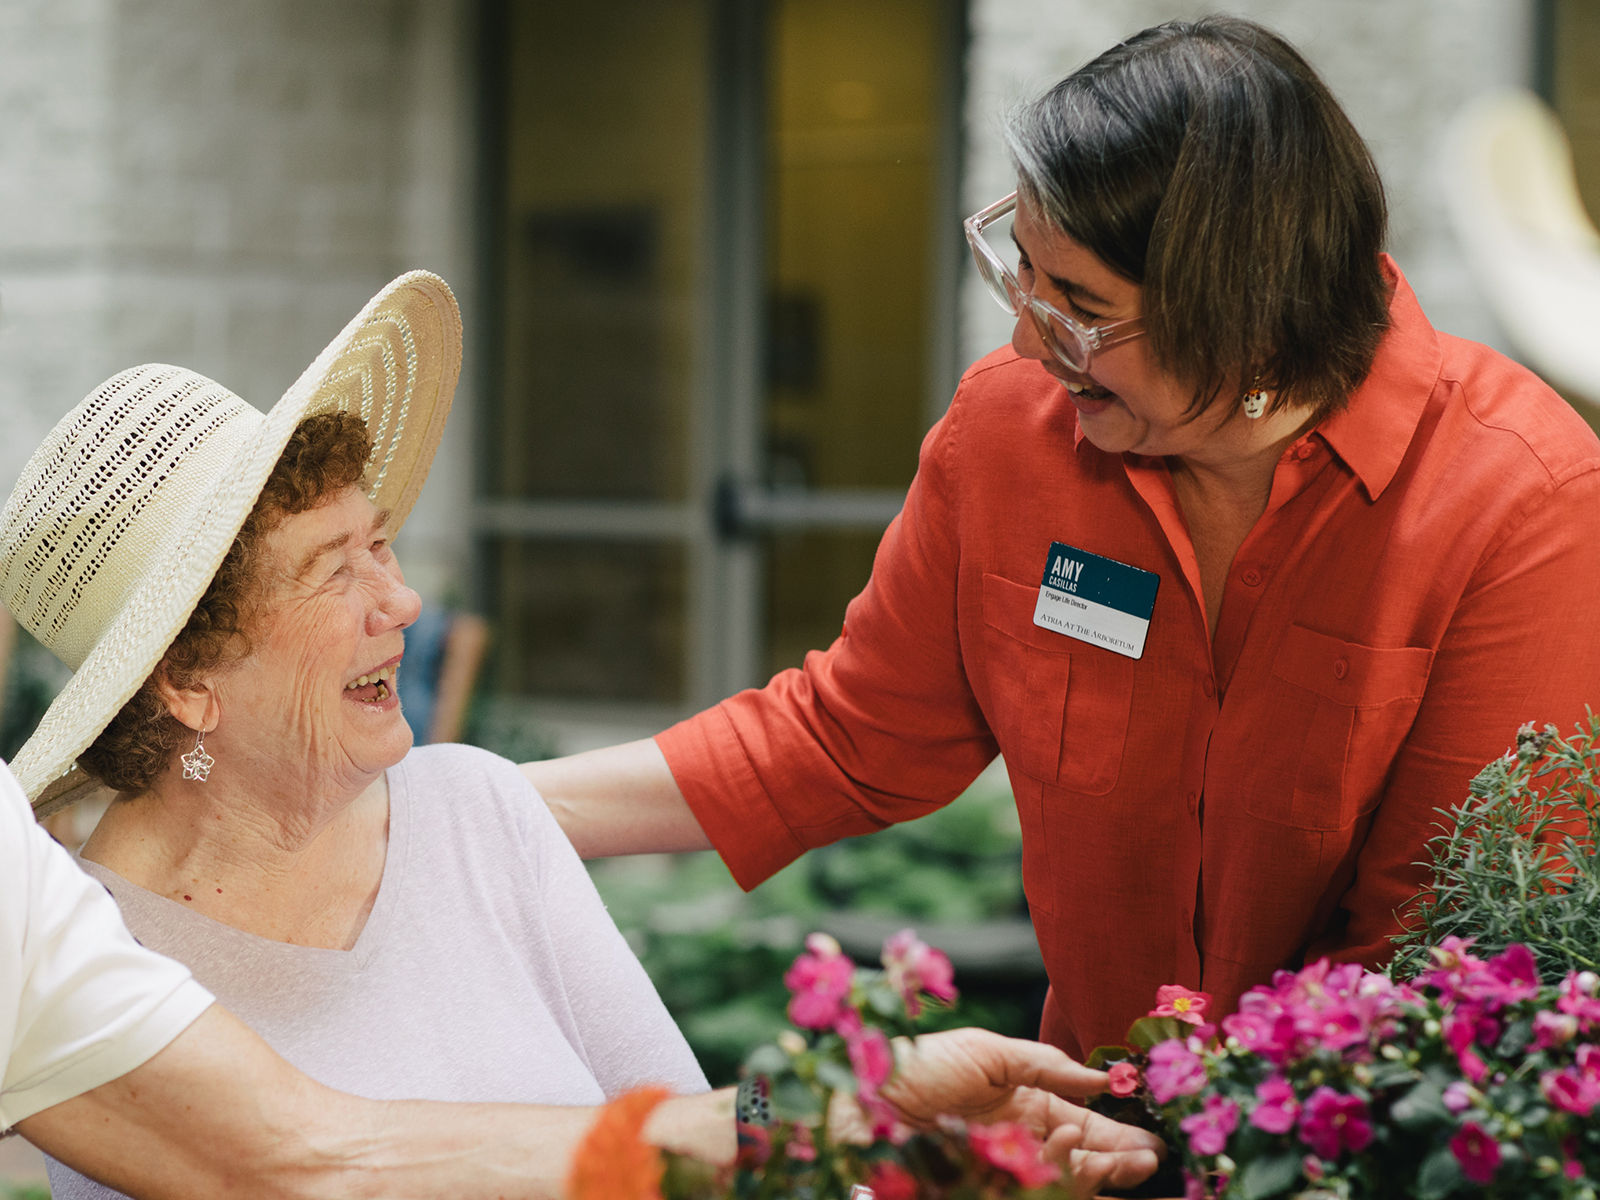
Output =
[
  {"x1": 1073, "y1": 255, "x2": 1442, "y2": 501},
  {"x1": 1313, "y1": 256, "x2": 1442, "y2": 502}
]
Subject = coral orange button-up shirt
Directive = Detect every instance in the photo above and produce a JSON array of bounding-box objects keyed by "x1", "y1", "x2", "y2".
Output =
[{"x1": 658, "y1": 263, "x2": 1600, "y2": 1059}]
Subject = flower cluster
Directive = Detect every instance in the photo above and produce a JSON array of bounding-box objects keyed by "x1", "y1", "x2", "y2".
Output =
[
  {"x1": 569, "y1": 929, "x2": 1074, "y2": 1200},
  {"x1": 1096, "y1": 941, "x2": 1600, "y2": 1200}
]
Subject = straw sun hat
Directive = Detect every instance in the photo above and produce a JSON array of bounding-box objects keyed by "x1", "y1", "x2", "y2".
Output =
[{"x1": 0, "y1": 270, "x2": 462, "y2": 816}]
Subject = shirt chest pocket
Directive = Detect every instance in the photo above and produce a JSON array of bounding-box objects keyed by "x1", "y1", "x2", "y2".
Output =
[
  {"x1": 979, "y1": 572, "x2": 1135, "y2": 794},
  {"x1": 1254, "y1": 624, "x2": 1435, "y2": 830}
]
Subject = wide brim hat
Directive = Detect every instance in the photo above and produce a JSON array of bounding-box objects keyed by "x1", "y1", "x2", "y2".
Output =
[{"x1": 1, "y1": 270, "x2": 461, "y2": 815}]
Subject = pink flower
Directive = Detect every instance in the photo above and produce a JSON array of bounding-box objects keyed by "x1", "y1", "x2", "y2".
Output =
[
  {"x1": 785, "y1": 1123, "x2": 817, "y2": 1161},
  {"x1": 1558, "y1": 971, "x2": 1600, "y2": 1027},
  {"x1": 1484, "y1": 943, "x2": 1541, "y2": 1006},
  {"x1": 1249, "y1": 1077, "x2": 1300, "y2": 1134},
  {"x1": 1153, "y1": 984, "x2": 1213, "y2": 1026},
  {"x1": 1541, "y1": 1067, "x2": 1600, "y2": 1116},
  {"x1": 1179, "y1": 1095, "x2": 1239, "y2": 1157},
  {"x1": 847, "y1": 1026, "x2": 894, "y2": 1093},
  {"x1": 1442, "y1": 1082, "x2": 1475, "y2": 1114},
  {"x1": 1221, "y1": 1010, "x2": 1294, "y2": 1064},
  {"x1": 1450, "y1": 1121, "x2": 1502, "y2": 1185},
  {"x1": 783, "y1": 935, "x2": 855, "y2": 1031},
  {"x1": 864, "y1": 1161, "x2": 918, "y2": 1200},
  {"x1": 882, "y1": 929, "x2": 958, "y2": 1017},
  {"x1": 1182, "y1": 1170, "x2": 1205, "y2": 1200},
  {"x1": 1534, "y1": 1009, "x2": 1579, "y2": 1049},
  {"x1": 1297, "y1": 1087, "x2": 1372, "y2": 1160},
  {"x1": 1107, "y1": 1061, "x2": 1140, "y2": 1097},
  {"x1": 968, "y1": 1121, "x2": 1061, "y2": 1188},
  {"x1": 1145, "y1": 1039, "x2": 1208, "y2": 1104}
]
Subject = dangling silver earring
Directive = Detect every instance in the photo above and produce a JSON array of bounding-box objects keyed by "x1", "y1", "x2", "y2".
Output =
[
  {"x1": 1241, "y1": 384, "x2": 1270, "y2": 420},
  {"x1": 181, "y1": 727, "x2": 215, "y2": 782}
]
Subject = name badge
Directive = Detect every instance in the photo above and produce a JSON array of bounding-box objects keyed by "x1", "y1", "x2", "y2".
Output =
[{"x1": 1032, "y1": 541, "x2": 1159, "y2": 660}]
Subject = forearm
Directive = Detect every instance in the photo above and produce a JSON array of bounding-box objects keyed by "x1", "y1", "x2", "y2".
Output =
[
  {"x1": 19, "y1": 1005, "x2": 733, "y2": 1200},
  {"x1": 311, "y1": 1087, "x2": 735, "y2": 1200},
  {"x1": 523, "y1": 737, "x2": 711, "y2": 858}
]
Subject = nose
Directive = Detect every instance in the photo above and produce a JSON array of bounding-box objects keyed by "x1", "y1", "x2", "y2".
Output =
[
  {"x1": 1011, "y1": 308, "x2": 1048, "y2": 361},
  {"x1": 367, "y1": 560, "x2": 422, "y2": 635}
]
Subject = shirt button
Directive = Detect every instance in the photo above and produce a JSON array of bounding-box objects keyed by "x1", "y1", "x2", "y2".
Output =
[
  {"x1": 1295, "y1": 442, "x2": 1315, "y2": 461},
  {"x1": 1333, "y1": 656, "x2": 1350, "y2": 680},
  {"x1": 1202, "y1": 677, "x2": 1216, "y2": 698},
  {"x1": 1241, "y1": 567, "x2": 1262, "y2": 587},
  {"x1": 1186, "y1": 791, "x2": 1198, "y2": 815}
]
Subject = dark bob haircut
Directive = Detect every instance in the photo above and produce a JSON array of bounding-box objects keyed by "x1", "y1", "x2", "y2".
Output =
[{"x1": 1004, "y1": 16, "x2": 1390, "y2": 419}]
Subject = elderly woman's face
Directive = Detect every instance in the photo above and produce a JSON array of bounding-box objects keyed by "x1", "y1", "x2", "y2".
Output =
[
  {"x1": 208, "y1": 485, "x2": 421, "y2": 793},
  {"x1": 1009, "y1": 195, "x2": 1238, "y2": 461}
]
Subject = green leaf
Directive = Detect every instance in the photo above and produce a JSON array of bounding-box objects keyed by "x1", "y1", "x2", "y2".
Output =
[
  {"x1": 1389, "y1": 1080, "x2": 1450, "y2": 1130},
  {"x1": 770, "y1": 1074, "x2": 825, "y2": 1124},
  {"x1": 1414, "y1": 1144, "x2": 1463, "y2": 1200},
  {"x1": 814, "y1": 1057, "x2": 859, "y2": 1094},
  {"x1": 743, "y1": 1043, "x2": 792, "y2": 1078},
  {"x1": 1126, "y1": 1015, "x2": 1187, "y2": 1050},
  {"x1": 1086, "y1": 1044, "x2": 1132, "y2": 1069},
  {"x1": 1232, "y1": 1151, "x2": 1306, "y2": 1200}
]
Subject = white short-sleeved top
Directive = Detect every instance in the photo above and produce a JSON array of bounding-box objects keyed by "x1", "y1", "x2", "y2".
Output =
[{"x1": 0, "y1": 763, "x2": 213, "y2": 1130}]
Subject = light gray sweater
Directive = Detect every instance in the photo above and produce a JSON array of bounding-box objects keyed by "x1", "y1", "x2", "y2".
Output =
[{"x1": 48, "y1": 743, "x2": 707, "y2": 1200}]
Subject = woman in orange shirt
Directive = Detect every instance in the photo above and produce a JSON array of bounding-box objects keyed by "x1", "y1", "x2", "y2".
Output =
[{"x1": 526, "y1": 16, "x2": 1600, "y2": 1058}]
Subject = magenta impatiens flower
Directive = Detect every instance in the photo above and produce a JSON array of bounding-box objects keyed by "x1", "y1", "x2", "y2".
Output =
[
  {"x1": 1450, "y1": 1121, "x2": 1502, "y2": 1185},
  {"x1": 1145, "y1": 1039, "x2": 1208, "y2": 1104},
  {"x1": 882, "y1": 928, "x2": 958, "y2": 1017},
  {"x1": 1153, "y1": 984, "x2": 1213, "y2": 1026},
  {"x1": 783, "y1": 932, "x2": 855, "y2": 1030},
  {"x1": 1249, "y1": 1076, "x2": 1300, "y2": 1134},
  {"x1": 1297, "y1": 1087, "x2": 1372, "y2": 1160},
  {"x1": 1179, "y1": 1094, "x2": 1239, "y2": 1156}
]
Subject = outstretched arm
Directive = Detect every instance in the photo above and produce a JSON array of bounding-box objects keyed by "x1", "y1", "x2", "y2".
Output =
[
  {"x1": 19, "y1": 1004, "x2": 734, "y2": 1200},
  {"x1": 524, "y1": 737, "x2": 711, "y2": 859}
]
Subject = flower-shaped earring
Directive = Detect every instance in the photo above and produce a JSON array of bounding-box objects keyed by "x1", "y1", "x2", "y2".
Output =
[{"x1": 181, "y1": 727, "x2": 215, "y2": 782}]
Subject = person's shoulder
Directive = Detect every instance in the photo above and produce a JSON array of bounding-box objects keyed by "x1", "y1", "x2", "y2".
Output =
[
  {"x1": 944, "y1": 346, "x2": 1074, "y2": 447},
  {"x1": 955, "y1": 345, "x2": 1058, "y2": 399},
  {"x1": 1436, "y1": 332, "x2": 1600, "y2": 477},
  {"x1": 395, "y1": 742, "x2": 538, "y2": 816}
]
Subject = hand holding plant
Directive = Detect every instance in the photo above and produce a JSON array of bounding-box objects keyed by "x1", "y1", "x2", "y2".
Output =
[{"x1": 570, "y1": 929, "x2": 1163, "y2": 1199}]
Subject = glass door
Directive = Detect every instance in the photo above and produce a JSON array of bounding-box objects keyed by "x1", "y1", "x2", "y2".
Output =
[{"x1": 480, "y1": 0, "x2": 962, "y2": 740}]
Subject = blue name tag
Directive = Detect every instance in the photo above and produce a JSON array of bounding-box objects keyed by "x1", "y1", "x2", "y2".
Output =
[{"x1": 1032, "y1": 541, "x2": 1159, "y2": 660}]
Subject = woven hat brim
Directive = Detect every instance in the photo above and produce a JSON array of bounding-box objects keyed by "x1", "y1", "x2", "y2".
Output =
[{"x1": 13, "y1": 271, "x2": 462, "y2": 814}]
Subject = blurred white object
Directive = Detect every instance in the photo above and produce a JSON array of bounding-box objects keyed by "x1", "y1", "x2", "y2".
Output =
[{"x1": 1440, "y1": 88, "x2": 1600, "y2": 402}]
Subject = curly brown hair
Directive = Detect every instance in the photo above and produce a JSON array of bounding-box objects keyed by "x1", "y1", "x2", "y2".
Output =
[{"x1": 78, "y1": 412, "x2": 373, "y2": 794}]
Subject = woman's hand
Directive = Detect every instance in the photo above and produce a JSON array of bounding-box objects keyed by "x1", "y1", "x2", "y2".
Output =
[{"x1": 836, "y1": 1027, "x2": 1164, "y2": 1195}]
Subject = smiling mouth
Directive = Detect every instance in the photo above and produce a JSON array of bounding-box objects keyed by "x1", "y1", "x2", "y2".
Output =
[
  {"x1": 1064, "y1": 379, "x2": 1114, "y2": 402},
  {"x1": 345, "y1": 664, "x2": 396, "y2": 704}
]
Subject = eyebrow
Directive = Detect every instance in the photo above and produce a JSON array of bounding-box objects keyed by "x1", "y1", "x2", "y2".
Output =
[
  {"x1": 293, "y1": 507, "x2": 392, "y2": 578},
  {"x1": 1010, "y1": 230, "x2": 1115, "y2": 310}
]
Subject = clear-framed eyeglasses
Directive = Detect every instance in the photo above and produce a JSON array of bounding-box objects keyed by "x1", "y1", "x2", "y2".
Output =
[{"x1": 963, "y1": 191, "x2": 1148, "y2": 375}]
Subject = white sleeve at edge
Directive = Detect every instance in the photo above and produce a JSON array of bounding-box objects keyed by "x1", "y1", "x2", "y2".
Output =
[{"x1": 1, "y1": 768, "x2": 214, "y2": 1130}]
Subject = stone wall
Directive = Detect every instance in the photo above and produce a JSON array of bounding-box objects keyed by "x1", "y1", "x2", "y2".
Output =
[
  {"x1": 0, "y1": 0, "x2": 477, "y2": 599},
  {"x1": 960, "y1": 1, "x2": 1536, "y2": 366}
]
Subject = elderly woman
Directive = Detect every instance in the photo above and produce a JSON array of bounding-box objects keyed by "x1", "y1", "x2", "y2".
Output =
[
  {"x1": 1, "y1": 273, "x2": 1161, "y2": 1199},
  {"x1": 532, "y1": 15, "x2": 1600, "y2": 1062}
]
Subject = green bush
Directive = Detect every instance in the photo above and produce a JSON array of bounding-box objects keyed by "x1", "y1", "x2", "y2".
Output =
[
  {"x1": 1389, "y1": 715, "x2": 1600, "y2": 983},
  {"x1": 589, "y1": 767, "x2": 1040, "y2": 1081}
]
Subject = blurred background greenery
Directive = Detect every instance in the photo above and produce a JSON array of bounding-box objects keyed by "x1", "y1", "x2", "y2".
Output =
[{"x1": 583, "y1": 764, "x2": 1043, "y2": 1082}]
